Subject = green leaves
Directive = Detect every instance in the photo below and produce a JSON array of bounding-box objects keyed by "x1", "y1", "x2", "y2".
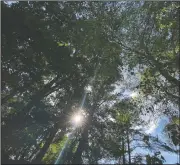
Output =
[
  {"x1": 164, "y1": 116, "x2": 180, "y2": 146},
  {"x1": 50, "y1": 144, "x2": 57, "y2": 153},
  {"x1": 40, "y1": 142, "x2": 45, "y2": 148},
  {"x1": 116, "y1": 112, "x2": 131, "y2": 124},
  {"x1": 172, "y1": 117, "x2": 179, "y2": 126},
  {"x1": 2, "y1": 1, "x2": 179, "y2": 164},
  {"x1": 8, "y1": 108, "x2": 17, "y2": 115},
  {"x1": 42, "y1": 135, "x2": 67, "y2": 164},
  {"x1": 57, "y1": 42, "x2": 69, "y2": 47},
  {"x1": 7, "y1": 97, "x2": 18, "y2": 103}
]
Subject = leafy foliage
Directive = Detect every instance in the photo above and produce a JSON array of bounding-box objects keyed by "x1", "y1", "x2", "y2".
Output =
[{"x1": 1, "y1": 1, "x2": 179, "y2": 164}]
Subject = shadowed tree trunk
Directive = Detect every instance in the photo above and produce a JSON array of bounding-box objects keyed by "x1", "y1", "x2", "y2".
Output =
[
  {"x1": 72, "y1": 128, "x2": 89, "y2": 164},
  {"x1": 127, "y1": 128, "x2": 131, "y2": 164},
  {"x1": 32, "y1": 123, "x2": 60, "y2": 163},
  {"x1": 122, "y1": 137, "x2": 126, "y2": 164}
]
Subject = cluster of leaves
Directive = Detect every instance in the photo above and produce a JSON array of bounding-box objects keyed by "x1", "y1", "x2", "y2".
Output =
[
  {"x1": 42, "y1": 135, "x2": 67, "y2": 164},
  {"x1": 163, "y1": 116, "x2": 180, "y2": 146}
]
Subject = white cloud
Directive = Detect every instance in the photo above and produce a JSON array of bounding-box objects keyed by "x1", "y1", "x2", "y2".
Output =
[
  {"x1": 145, "y1": 121, "x2": 157, "y2": 134},
  {"x1": 144, "y1": 119, "x2": 159, "y2": 134},
  {"x1": 132, "y1": 120, "x2": 158, "y2": 134}
]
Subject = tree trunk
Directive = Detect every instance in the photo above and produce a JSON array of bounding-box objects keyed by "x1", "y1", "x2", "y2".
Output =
[
  {"x1": 127, "y1": 129, "x2": 131, "y2": 164},
  {"x1": 71, "y1": 107, "x2": 94, "y2": 164},
  {"x1": 122, "y1": 137, "x2": 126, "y2": 164},
  {"x1": 119, "y1": 143, "x2": 122, "y2": 164},
  {"x1": 32, "y1": 123, "x2": 60, "y2": 163},
  {"x1": 62, "y1": 139, "x2": 77, "y2": 164},
  {"x1": 72, "y1": 128, "x2": 88, "y2": 164}
]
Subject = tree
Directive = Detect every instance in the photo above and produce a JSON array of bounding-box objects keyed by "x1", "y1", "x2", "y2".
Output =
[
  {"x1": 1, "y1": 1, "x2": 179, "y2": 164},
  {"x1": 108, "y1": 2, "x2": 179, "y2": 106},
  {"x1": 164, "y1": 116, "x2": 180, "y2": 147}
]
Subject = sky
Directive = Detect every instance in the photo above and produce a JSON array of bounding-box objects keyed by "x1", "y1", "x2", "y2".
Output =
[
  {"x1": 132, "y1": 115, "x2": 178, "y2": 164},
  {"x1": 114, "y1": 65, "x2": 179, "y2": 164},
  {"x1": 129, "y1": 116, "x2": 178, "y2": 164},
  {"x1": 4, "y1": 1, "x2": 17, "y2": 5},
  {"x1": 148, "y1": 117, "x2": 179, "y2": 164},
  {"x1": 112, "y1": 84, "x2": 179, "y2": 164}
]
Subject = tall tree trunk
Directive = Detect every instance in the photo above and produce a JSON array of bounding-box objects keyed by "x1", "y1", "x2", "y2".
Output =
[
  {"x1": 62, "y1": 139, "x2": 77, "y2": 164},
  {"x1": 32, "y1": 123, "x2": 60, "y2": 163},
  {"x1": 127, "y1": 129, "x2": 131, "y2": 164},
  {"x1": 122, "y1": 137, "x2": 126, "y2": 164},
  {"x1": 71, "y1": 103, "x2": 96, "y2": 164},
  {"x1": 119, "y1": 143, "x2": 122, "y2": 164},
  {"x1": 72, "y1": 128, "x2": 88, "y2": 164}
]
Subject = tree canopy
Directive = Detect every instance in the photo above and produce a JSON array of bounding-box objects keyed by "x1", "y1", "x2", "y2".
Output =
[{"x1": 1, "y1": 1, "x2": 179, "y2": 164}]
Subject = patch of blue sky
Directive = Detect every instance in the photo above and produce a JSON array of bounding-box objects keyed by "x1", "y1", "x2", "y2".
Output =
[
  {"x1": 151, "y1": 117, "x2": 179, "y2": 164},
  {"x1": 136, "y1": 116, "x2": 179, "y2": 164}
]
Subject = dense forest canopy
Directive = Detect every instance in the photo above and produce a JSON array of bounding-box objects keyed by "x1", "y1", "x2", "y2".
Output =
[{"x1": 1, "y1": 1, "x2": 179, "y2": 164}]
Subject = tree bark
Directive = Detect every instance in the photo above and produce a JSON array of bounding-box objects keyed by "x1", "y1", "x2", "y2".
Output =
[
  {"x1": 62, "y1": 139, "x2": 77, "y2": 164},
  {"x1": 32, "y1": 123, "x2": 60, "y2": 163},
  {"x1": 72, "y1": 128, "x2": 89, "y2": 164},
  {"x1": 127, "y1": 129, "x2": 131, "y2": 164},
  {"x1": 122, "y1": 137, "x2": 126, "y2": 164}
]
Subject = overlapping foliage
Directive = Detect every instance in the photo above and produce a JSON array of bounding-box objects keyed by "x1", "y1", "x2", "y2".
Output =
[{"x1": 1, "y1": 1, "x2": 179, "y2": 164}]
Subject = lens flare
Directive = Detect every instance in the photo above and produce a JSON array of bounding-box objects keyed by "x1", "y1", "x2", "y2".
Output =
[
  {"x1": 71, "y1": 113, "x2": 84, "y2": 127},
  {"x1": 85, "y1": 85, "x2": 92, "y2": 92}
]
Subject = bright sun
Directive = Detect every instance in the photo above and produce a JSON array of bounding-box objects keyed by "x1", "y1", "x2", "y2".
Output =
[
  {"x1": 85, "y1": 85, "x2": 92, "y2": 92},
  {"x1": 71, "y1": 113, "x2": 83, "y2": 126}
]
